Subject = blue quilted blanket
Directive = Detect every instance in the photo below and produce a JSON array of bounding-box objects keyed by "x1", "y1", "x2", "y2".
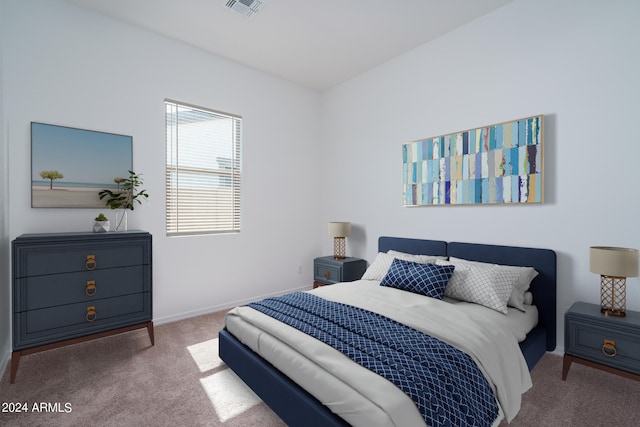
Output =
[{"x1": 248, "y1": 292, "x2": 499, "y2": 427}]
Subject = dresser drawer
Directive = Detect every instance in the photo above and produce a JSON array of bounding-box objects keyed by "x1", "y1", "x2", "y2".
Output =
[
  {"x1": 565, "y1": 315, "x2": 640, "y2": 375},
  {"x1": 15, "y1": 265, "x2": 149, "y2": 311},
  {"x1": 314, "y1": 262, "x2": 341, "y2": 284},
  {"x1": 14, "y1": 240, "x2": 148, "y2": 278},
  {"x1": 13, "y1": 292, "x2": 151, "y2": 350}
]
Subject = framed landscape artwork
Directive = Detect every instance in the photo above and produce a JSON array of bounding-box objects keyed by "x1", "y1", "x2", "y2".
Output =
[
  {"x1": 31, "y1": 122, "x2": 133, "y2": 208},
  {"x1": 402, "y1": 115, "x2": 543, "y2": 206}
]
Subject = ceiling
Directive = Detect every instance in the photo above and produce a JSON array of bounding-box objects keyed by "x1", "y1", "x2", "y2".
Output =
[{"x1": 65, "y1": 0, "x2": 515, "y2": 92}]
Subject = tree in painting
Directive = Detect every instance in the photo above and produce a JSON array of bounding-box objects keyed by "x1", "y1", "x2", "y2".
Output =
[
  {"x1": 40, "y1": 170, "x2": 64, "y2": 189},
  {"x1": 114, "y1": 177, "x2": 126, "y2": 190}
]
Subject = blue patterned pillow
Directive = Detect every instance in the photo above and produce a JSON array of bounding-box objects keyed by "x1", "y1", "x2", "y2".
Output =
[{"x1": 380, "y1": 258, "x2": 455, "y2": 299}]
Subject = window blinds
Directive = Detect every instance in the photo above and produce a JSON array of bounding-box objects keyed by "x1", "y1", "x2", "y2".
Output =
[{"x1": 165, "y1": 100, "x2": 241, "y2": 236}]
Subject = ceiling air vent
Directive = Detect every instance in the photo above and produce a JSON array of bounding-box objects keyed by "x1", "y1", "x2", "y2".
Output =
[{"x1": 225, "y1": 0, "x2": 266, "y2": 18}]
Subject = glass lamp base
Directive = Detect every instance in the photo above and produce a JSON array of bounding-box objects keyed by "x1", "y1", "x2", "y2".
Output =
[{"x1": 600, "y1": 275, "x2": 626, "y2": 317}]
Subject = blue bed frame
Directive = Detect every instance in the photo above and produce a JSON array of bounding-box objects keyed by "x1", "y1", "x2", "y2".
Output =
[{"x1": 219, "y1": 237, "x2": 557, "y2": 426}]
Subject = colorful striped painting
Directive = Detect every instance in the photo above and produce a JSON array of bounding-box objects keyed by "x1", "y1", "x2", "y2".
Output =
[{"x1": 402, "y1": 115, "x2": 543, "y2": 206}]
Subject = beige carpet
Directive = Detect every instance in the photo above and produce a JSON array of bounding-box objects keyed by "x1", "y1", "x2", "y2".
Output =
[{"x1": 1, "y1": 310, "x2": 639, "y2": 426}]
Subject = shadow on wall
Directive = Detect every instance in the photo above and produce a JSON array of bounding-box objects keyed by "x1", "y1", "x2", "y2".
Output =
[{"x1": 348, "y1": 223, "x2": 368, "y2": 261}]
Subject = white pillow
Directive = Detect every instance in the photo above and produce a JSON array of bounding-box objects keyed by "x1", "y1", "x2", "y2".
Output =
[
  {"x1": 436, "y1": 260, "x2": 517, "y2": 314},
  {"x1": 523, "y1": 291, "x2": 533, "y2": 305},
  {"x1": 361, "y1": 251, "x2": 445, "y2": 281},
  {"x1": 387, "y1": 250, "x2": 446, "y2": 264},
  {"x1": 447, "y1": 257, "x2": 538, "y2": 311},
  {"x1": 361, "y1": 252, "x2": 395, "y2": 281}
]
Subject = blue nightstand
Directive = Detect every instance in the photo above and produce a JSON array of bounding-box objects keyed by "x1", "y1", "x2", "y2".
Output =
[
  {"x1": 563, "y1": 301, "x2": 640, "y2": 382},
  {"x1": 313, "y1": 256, "x2": 366, "y2": 288}
]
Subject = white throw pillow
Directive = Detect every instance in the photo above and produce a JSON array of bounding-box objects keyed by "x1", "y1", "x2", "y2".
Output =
[
  {"x1": 361, "y1": 252, "x2": 396, "y2": 281},
  {"x1": 437, "y1": 260, "x2": 517, "y2": 314},
  {"x1": 523, "y1": 291, "x2": 533, "y2": 305},
  {"x1": 362, "y1": 251, "x2": 445, "y2": 281},
  {"x1": 387, "y1": 250, "x2": 446, "y2": 264},
  {"x1": 447, "y1": 257, "x2": 538, "y2": 311}
]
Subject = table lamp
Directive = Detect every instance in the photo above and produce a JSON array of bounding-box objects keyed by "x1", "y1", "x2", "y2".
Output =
[
  {"x1": 590, "y1": 246, "x2": 639, "y2": 316},
  {"x1": 328, "y1": 222, "x2": 351, "y2": 259}
]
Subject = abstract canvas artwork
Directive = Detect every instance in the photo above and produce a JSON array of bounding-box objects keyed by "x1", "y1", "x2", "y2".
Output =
[{"x1": 402, "y1": 115, "x2": 543, "y2": 206}]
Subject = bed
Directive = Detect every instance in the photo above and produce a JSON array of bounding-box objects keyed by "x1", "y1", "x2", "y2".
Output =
[{"x1": 219, "y1": 237, "x2": 556, "y2": 426}]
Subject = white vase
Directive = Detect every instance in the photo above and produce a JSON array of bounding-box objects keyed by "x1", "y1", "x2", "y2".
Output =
[
  {"x1": 93, "y1": 220, "x2": 110, "y2": 233},
  {"x1": 114, "y1": 210, "x2": 128, "y2": 231}
]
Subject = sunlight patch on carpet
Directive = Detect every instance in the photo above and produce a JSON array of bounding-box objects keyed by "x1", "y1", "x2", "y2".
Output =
[
  {"x1": 200, "y1": 369, "x2": 261, "y2": 422},
  {"x1": 187, "y1": 338, "x2": 224, "y2": 372}
]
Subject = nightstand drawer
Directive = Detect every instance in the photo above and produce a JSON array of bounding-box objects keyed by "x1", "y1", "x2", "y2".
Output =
[
  {"x1": 314, "y1": 263, "x2": 341, "y2": 283},
  {"x1": 565, "y1": 316, "x2": 640, "y2": 374},
  {"x1": 16, "y1": 242, "x2": 148, "y2": 277},
  {"x1": 17, "y1": 265, "x2": 149, "y2": 311},
  {"x1": 13, "y1": 292, "x2": 151, "y2": 350}
]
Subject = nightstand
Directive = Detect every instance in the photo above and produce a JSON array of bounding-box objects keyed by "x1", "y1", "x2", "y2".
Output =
[
  {"x1": 313, "y1": 256, "x2": 367, "y2": 288},
  {"x1": 563, "y1": 301, "x2": 640, "y2": 382}
]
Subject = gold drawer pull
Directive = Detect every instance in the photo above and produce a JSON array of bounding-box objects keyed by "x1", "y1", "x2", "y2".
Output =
[
  {"x1": 602, "y1": 339, "x2": 617, "y2": 357},
  {"x1": 86, "y1": 255, "x2": 96, "y2": 270},
  {"x1": 85, "y1": 280, "x2": 97, "y2": 297},
  {"x1": 324, "y1": 270, "x2": 330, "y2": 279},
  {"x1": 86, "y1": 306, "x2": 97, "y2": 322}
]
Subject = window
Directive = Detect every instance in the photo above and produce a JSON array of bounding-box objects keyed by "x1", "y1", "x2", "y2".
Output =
[{"x1": 165, "y1": 100, "x2": 241, "y2": 236}]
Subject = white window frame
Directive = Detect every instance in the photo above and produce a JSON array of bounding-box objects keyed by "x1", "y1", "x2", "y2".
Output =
[{"x1": 165, "y1": 99, "x2": 241, "y2": 236}]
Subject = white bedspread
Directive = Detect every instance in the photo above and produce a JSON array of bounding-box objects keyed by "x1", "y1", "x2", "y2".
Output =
[{"x1": 225, "y1": 280, "x2": 532, "y2": 426}]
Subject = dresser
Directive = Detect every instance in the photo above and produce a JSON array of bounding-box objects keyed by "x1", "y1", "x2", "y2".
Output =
[
  {"x1": 11, "y1": 231, "x2": 153, "y2": 383},
  {"x1": 313, "y1": 256, "x2": 367, "y2": 288},
  {"x1": 563, "y1": 301, "x2": 640, "y2": 382}
]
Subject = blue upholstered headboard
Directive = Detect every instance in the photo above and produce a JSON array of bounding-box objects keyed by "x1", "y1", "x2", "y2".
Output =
[
  {"x1": 377, "y1": 236, "x2": 557, "y2": 355},
  {"x1": 378, "y1": 236, "x2": 447, "y2": 257}
]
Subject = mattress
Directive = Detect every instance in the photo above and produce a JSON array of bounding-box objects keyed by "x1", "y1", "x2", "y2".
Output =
[{"x1": 225, "y1": 280, "x2": 533, "y2": 427}]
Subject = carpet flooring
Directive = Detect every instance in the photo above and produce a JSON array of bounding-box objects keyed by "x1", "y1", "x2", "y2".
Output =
[{"x1": 1, "y1": 310, "x2": 639, "y2": 426}]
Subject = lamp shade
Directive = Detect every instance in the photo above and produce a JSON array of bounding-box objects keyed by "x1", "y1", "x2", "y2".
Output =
[
  {"x1": 328, "y1": 222, "x2": 351, "y2": 238},
  {"x1": 590, "y1": 246, "x2": 639, "y2": 278}
]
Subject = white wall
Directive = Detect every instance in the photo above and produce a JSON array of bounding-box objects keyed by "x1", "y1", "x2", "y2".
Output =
[
  {"x1": 0, "y1": 0, "x2": 322, "y2": 354},
  {"x1": 0, "y1": 0, "x2": 11, "y2": 373},
  {"x1": 320, "y1": 0, "x2": 640, "y2": 349}
]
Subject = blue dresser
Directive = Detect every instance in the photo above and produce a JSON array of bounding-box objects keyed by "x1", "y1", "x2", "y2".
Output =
[{"x1": 11, "y1": 231, "x2": 153, "y2": 383}]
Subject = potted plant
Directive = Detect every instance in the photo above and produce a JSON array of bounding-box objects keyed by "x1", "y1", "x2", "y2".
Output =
[
  {"x1": 93, "y1": 213, "x2": 110, "y2": 233},
  {"x1": 98, "y1": 170, "x2": 149, "y2": 231}
]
